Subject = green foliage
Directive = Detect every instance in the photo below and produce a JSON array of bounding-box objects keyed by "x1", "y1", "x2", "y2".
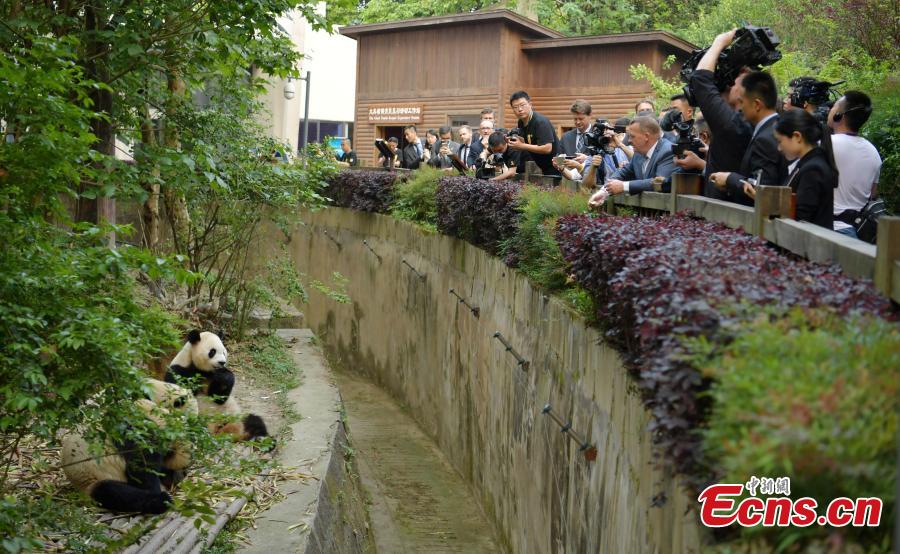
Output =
[
  {"x1": 697, "y1": 309, "x2": 899, "y2": 549},
  {"x1": 500, "y1": 186, "x2": 588, "y2": 291},
  {"x1": 0, "y1": 218, "x2": 187, "y2": 471},
  {"x1": 391, "y1": 166, "x2": 442, "y2": 229},
  {"x1": 864, "y1": 83, "x2": 900, "y2": 215},
  {"x1": 497, "y1": 186, "x2": 593, "y2": 317},
  {"x1": 310, "y1": 272, "x2": 352, "y2": 304},
  {"x1": 628, "y1": 56, "x2": 682, "y2": 104},
  {"x1": 356, "y1": 0, "x2": 492, "y2": 25}
]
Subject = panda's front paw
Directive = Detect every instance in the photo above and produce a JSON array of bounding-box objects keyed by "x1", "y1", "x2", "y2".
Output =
[
  {"x1": 143, "y1": 491, "x2": 173, "y2": 515},
  {"x1": 208, "y1": 368, "x2": 235, "y2": 402}
]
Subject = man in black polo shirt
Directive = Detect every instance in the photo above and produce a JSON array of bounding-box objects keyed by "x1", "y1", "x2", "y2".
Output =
[
  {"x1": 337, "y1": 139, "x2": 358, "y2": 167},
  {"x1": 506, "y1": 91, "x2": 560, "y2": 177}
]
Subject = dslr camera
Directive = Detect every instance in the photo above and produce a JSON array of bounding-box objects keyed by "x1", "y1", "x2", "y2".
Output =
[
  {"x1": 680, "y1": 25, "x2": 782, "y2": 106},
  {"x1": 660, "y1": 111, "x2": 705, "y2": 159},
  {"x1": 474, "y1": 152, "x2": 507, "y2": 179},
  {"x1": 582, "y1": 119, "x2": 626, "y2": 156},
  {"x1": 505, "y1": 127, "x2": 525, "y2": 140}
]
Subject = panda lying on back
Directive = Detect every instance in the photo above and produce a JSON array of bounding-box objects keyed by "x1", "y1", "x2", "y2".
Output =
[
  {"x1": 62, "y1": 378, "x2": 197, "y2": 514},
  {"x1": 166, "y1": 330, "x2": 268, "y2": 442}
]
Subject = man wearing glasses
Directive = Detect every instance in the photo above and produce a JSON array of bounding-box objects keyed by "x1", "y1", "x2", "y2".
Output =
[{"x1": 507, "y1": 90, "x2": 561, "y2": 178}]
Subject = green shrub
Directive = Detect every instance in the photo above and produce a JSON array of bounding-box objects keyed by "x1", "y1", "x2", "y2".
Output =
[
  {"x1": 391, "y1": 166, "x2": 442, "y2": 229},
  {"x1": 500, "y1": 186, "x2": 588, "y2": 290},
  {"x1": 864, "y1": 83, "x2": 900, "y2": 215},
  {"x1": 698, "y1": 309, "x2": 899, "y2": 549}
]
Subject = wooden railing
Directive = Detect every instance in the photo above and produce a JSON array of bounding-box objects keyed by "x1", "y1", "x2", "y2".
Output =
[{"x1": 346, "y1": 164, "x2": 900, "y2": 304}]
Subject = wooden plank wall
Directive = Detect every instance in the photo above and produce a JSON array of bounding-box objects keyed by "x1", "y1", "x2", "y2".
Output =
[{"x1": 356, "y1": 23, "x2": 504, "y2": 100}]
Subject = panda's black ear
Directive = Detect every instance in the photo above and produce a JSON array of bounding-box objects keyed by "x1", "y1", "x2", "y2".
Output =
[{"x1": 186, "y1": 330, "x2": 202, "y2": 344}]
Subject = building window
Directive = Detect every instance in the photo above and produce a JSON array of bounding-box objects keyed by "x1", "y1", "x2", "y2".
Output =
[{"x1": 300, "y1": 120, "x2": 351, "y2": 147}]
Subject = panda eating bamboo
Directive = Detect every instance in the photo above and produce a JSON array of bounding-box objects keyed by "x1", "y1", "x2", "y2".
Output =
[
  {"x1": 61, "y1": 378, "x2": 197, "y2": 514},
  {"x1": 165, "y1": 330, "x2": 268, "y2": 442}
]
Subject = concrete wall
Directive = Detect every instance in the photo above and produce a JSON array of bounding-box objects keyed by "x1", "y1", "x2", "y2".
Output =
[{"x1": 260, "y1": 207, "x2": 705, "y2": 553}]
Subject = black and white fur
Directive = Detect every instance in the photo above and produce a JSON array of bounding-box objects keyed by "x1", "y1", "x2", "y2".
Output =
[
  {"x1": 166, "y1": 330, "x2": 268, "y2": 442},
  {"x1": 61, "y1": 378, "x2": 197, "y2": 514}
]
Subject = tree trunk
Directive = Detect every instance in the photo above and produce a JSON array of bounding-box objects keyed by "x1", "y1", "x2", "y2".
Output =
[
  {"x1": 162, "y1": 70, "x2": 192, "y2": 256},
  {"x1": 83, "y1": 4, "x2": 116, "y2": 247},
  {"x1": 140, "y1": 106, "x2": 161, "y2": 250}
]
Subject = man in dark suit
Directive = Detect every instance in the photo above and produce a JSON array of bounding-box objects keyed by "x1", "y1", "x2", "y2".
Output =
[
  {"x1": 709, "y1": 71, "x2": 787, "y2": 206},
  {"x1": 588, "y1": 116, "x2": 676, "y2": 201},
  {"x1": 428, "y1": 125, "x2": 460, "y2": 169},
  {"x1": 399, "y1": 126, "x2": 424, "y2": 169},
  {"x1": 456, "y1": 125, "x2": 476, "y2": 169},
  {"x1": 468, "y1": 120, "x2": 493, "y2": 167},
  {"x1": 560, "y1": 99, "x2": 592, "y2": 157},
  {"x1": 690, "y1": 29, "x2": 753, "y2": 199}
]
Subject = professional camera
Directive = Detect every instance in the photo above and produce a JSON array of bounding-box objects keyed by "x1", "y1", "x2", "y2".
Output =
[
  {"x1": 788, "y1": 77, "x2": 843, "y2": 108},
  {"x1": 582, "y1": 119, "x2": 626, "y2": 156},
  {"x1": 474, "y1": 152, "x2": 507, "y2": 179},
  {"x1": 659, "y1": 109, "x2": 682, "y2": 132},
  {"x1": 506, "y1": 127, "x2": 525, "y2": 140},
  {"x1": 671, "y1": 121, "x2": 705, "y2": 160},
  {"x1": 680, "y1": 25, "x2": 783, "y2": 106},
  {"x1": 659, "y1": 110, "x2": 704, "y2": 159}
]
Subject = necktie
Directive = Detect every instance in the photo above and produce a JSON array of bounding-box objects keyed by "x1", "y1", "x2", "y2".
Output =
[
  {"x1": 576, "y1": 132, "x2": 584, "y2": 152},
  {"x1": 460, "y1": 145, "x2": 468, "y2": 164}
]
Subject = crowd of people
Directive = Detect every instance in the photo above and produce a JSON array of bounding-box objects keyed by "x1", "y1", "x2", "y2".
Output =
[{"x1": 341, "y1": 29, "x2": 884, "y2": 241}]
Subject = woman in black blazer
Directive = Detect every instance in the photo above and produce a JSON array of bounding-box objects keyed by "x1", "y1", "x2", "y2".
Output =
[{"x1": 774, "y1": 110, "x2": 838, "y2": 229}]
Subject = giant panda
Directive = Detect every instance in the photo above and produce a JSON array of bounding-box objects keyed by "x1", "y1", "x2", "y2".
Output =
[
  {"x1": 166, "y1": 330, "x2": 268, "y2": 442},
  {"x1": 61, "y1": 378, "x2": 197, "y2": 514}
]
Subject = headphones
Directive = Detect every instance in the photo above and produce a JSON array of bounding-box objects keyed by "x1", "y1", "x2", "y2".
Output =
[{"x1": 832, "y1": 104, "x2": 872, "y2": 123}]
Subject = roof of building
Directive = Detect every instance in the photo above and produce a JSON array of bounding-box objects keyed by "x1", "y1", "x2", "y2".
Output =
[
  {"x1": 340, "y1": 10, "x2": 696, "y2": 55},
  {"x1": 521, "y1": 31, "x2": 696, "y2": 54},
  {"x1": 339, "y1": 9, "x2": 564, "y2": 39}
]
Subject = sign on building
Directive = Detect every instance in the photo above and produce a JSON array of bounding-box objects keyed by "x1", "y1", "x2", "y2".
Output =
[{"x1": 367, "y1": 105, "x2": 424, "y2": 123}]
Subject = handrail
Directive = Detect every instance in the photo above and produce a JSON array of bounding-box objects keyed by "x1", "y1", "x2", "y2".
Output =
[
  {"x1": 600, "y1": 184, "x2": 898, "y2": 301},
  {"x1": 338, "y1": 165, "x2": 900, "y2": 303}
]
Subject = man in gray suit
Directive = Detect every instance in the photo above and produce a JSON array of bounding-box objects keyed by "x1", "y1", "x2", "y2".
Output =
[
  {"x1": 589, "y1": 116, "x2": 675, "y2": 201},
  {"x1": 428, "y1": 125, "x2": 461, "y2": 169}
]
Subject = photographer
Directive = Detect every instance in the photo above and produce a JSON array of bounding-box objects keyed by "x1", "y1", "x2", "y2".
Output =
[
  {"x1": 662, "y1": 94, "x2": 694, "y2": 142},
  {"x1": 689, "y1": 29, "x2": 754, "y2": 199},
  {"x1": 709, "y1": 71, "x2": 786, "y2": 206},
  {"x1": 478, "y1": 131, "x2": 522, "y2": 181},
  {"x1": 586, "y1": 116, "x2": 675, "y2": 200},
  {"x1": 507, "y1": 91, "x2": 561, "y2": 177},
  {"x1": 377, "y1": 137, "x2": 400, "y2": 168},
  {"x1": 673, "y1": 118, "x2": 710, "y2": 173},
  {"x1": 828, "y1": 91, "x2": 881, "y2": 239}
]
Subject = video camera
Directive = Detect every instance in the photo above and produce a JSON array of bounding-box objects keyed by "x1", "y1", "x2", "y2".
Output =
[
  {"x1": 788, "y1": 77, "x2": 843, "y2": 123},
  {"x1": 582, "y1": 119, "x2": 626, "y2": 156},
  {"x1": 680, "y1": 25, "x2": 783, "y2": 106},
  {"x1": 789, "y1": 77, "x2": 843, "y2": 108}
]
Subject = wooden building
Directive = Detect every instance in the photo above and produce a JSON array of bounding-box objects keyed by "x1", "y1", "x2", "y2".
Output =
[{"x1": 340, "y1": 9, "x2": 696, "y2": 166}]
